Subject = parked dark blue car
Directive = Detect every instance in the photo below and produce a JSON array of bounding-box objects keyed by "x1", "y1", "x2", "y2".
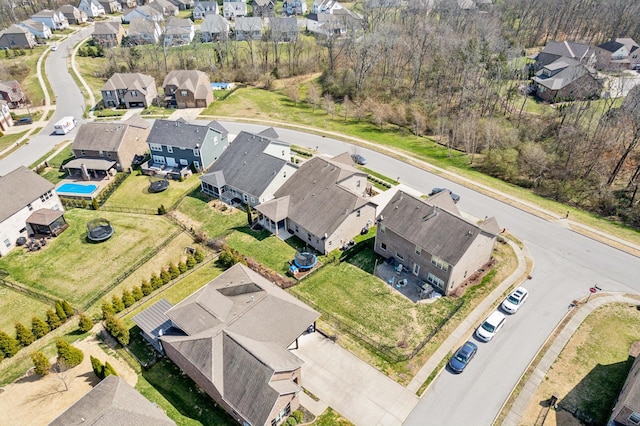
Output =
[
  {"x1": 429, "y1": 187, "x2": 460, "y2": 203},
  {"x1": 448, "y1": 341, "x2": 478, "y2": 373}
]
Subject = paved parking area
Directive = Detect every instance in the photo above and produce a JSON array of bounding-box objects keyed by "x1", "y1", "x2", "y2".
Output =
[{"x1": 293, "y1": 332, "x2": 419, "y2": 426}]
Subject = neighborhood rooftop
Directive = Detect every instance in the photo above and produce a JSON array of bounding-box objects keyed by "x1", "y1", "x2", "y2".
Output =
[
  {"x1": 147, "y1": 118, "x2": 224, "y2": 148},
  {"x1": 0, "y1": 166, "x2": 55, "y2": 223}
]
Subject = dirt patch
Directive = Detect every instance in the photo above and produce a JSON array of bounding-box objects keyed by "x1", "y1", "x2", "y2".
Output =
[{"x1": 0, "y1": 329, "x2": 137, "y2": 425}]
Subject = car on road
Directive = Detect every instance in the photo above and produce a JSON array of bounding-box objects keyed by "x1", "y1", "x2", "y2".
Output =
[
  {"x1": 14, "y1": 117, "x2": 33, "y2": 126},
  {"x1": 475, "y1": 311, "x2": 506, "y2": 342},
  {"x1": 51, "y1": 44, "x2": 57, "y2": 51},
  {"x1": 429, "y1": 187, "x2": 460, "y2": 203},
  {"x1": 448, "y1": 341, "x2": 478, "y2": 373},
  {"x1": 501, "y1": 287, "x2": 529, "y2": 314},
  {"x1": 351, "y1": 153, "x2": 367, "y2": 165}
]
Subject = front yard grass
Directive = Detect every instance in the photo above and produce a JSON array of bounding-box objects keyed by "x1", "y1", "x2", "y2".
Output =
[
  {"x1": 312, "y1": 408, "x2": 353, "y2": 426},
  {"x1": 0, "y1": 46, "x2": 47, "y2": 106},
  {"x1": 0, "y1": 209, "x2": 178, "y2": 307},
  {"x1": 522, "y1": 302, "x2": 640, "y2": 425},
  {"x1": 0, "y1": 287, "x2": 52, "y2": 335},
  {"x1": 103, "y1": 173, "x2": 201, "y2": 211},
  {"x1": 0, "y1": 130, "x2": 29, "y2": 153}
]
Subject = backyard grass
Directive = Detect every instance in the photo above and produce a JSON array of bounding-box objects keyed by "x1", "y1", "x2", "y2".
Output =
[
  {"x1": 36, "y1": 144, "x2": 74, "y2": 184},
  {"x1": 175, "y1": 191, "x2": 246, "y2": 238},
  {"x1": 103, "y1": 173, "x2": 201, "y2": 211},
  {"x1": 0, "y1": 287, "x2": 52, "y2": 335},
  {"x1": 521, "y1": 302, "x2": 640, "y2": 426},
  {"x1": 0, "y1": 209, "x2": 178, "y2": 307},
  {"x1": 0, "y1": 130, "x2": 29, "y2": 153},
  {"x1": 226, "y1": 227, "x2": 299, "y2": 274}
]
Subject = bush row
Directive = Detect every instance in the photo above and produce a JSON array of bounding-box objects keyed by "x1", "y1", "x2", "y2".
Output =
[{"x1": 367, "y1": 175, "x2": 393, "y2": 188}]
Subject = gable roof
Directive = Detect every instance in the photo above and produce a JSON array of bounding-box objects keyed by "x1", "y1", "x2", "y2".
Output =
[
  {"x1": 132, "y1": 298, "x2": 174, "y2": 337},
  {"x1": 256, "y1": 155, "x2": 372, "y2": 238},
  {"x1": 163, "y1": 70, "x2": 210, "y2": 93},
  {"x1": 271, "y1": 16, "x2": 298, "y2": 34},
  {"x1": 257, "y1": 127, "x2": 279, "y2": 139},
  {"x1": 128, "y1": 17, "x2": 161, "y2": 36},
  {"x1": 125, "y1": 5, "x2": 163, "y2": 20},
  {"x1": 93, "y1": 21, "x2": 122, "y2": 35},
  {"x1": 101, "y1": 72, "x2": 155, "y2": 94},
  {"x1": 72, "y1": 122, "x2": 136, "y2": 152},
  {"x1": 2, "y1": 24, "x2": 31, "y2": 35},
  {"x1": 49, "y1": 375, "x2": 176, "y2": 426},
  {"x1": 32, "y1": 9, "x2": 57, "y2": 18},
  {"x1": 166, "y1": 17, "x2": 194, "y2": 29},
  {"x1": 532, "y1": 57, "x2": 595, "y2": 90},
  {"x1": 200, "y1": 131, "x2": 291, "y2": 199},
  {"x1": 147, "y1": 119, "x2": 223, "y2": 149},
  {"x1": 379, "y1": 191, "x2": 498, "y2": 265},
  {"x1": 57, "y1": 4, "x2": 82, "y2": 14},
  {"x1": 235, "y1": 16, "x2": 262, "y2": 32},
  {"x1": 540, "y1": 40, "x2": 594, "y2": 61},
  {"x1": 19, "y1": 19, "x2": 50, "y2": 33},
  {"x1": 0, "y1": 166, "x2": 55, "y2": 223},
  {"x1": 201, "y1": 14, "x2": 229, "y2": 33}
]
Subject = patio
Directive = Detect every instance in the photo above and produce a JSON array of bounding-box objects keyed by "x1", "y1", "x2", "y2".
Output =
[
  {"x1": 140, "y1": 161, "x2": 191, "y2": 180},
  {"x1": 376, "y1": 259, "x2": 437, "y2": 304}
]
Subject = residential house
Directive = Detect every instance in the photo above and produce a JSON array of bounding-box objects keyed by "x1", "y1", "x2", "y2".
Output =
[
  {"x1": 0, "y1": 166, "x2": 66, "y2": 256},
  {"x1": 256, "y1": 154, "x2": 377, "y2": 254},
  {"x1": 31, "y1": 9, "x2": 69, "y2": 30},
  {"x1": 374, "y1": 190, "x2": 499, "y2": 296},
  {"x1": 311, "y1": 0, "x2": 343, "y2": 14},
  {"x1": 270, "y1": 16, "x2": 298, "y2": 42},
  {"x1": 66, "y1": 115, "x2": 151, "y2": 177},
  {"x1": 252, "y1": 0, "x2": 274, "y2": 17},
  {"x1": 119, "y1": 0, "x2": 137, "y2": 9},
  {"x1": 0, "y1": 101, "x2": 13, "y2": 131},
  {"x1": 596, "y1": 38, "x2": 640, "y2": 70},
  {"x1": 234, "y1": 16, "x2": 262, "y2": 41},
  {"x1": 0, "y1": 25, "x2": 37, "y2": 49},
  {"x1": 169, "y1": 0, "x2": 194, "y2": 10},
  {"x1": 98, "y1": 0, "x2": 122, "y2": 13},
  {"x1": 201, "y1": 13, "x2": 229, "y2": 42},
  {"x1": 200, "y1": 129, "x2": 298, "y2": 207},
  {"x1": 306, "y1": 11, "x2": 359, "y2": 37},
  {"x1": 163, "y1": 70, "x2": 214, "y2": 108},
  {"x1": 164, "y1": 17, "x2": 195, "y2": 46},
  {"x1": 532, "y1": 57, "x2": 601, "y2": 102},
  {"x1": 56, "y1": 5, "x2": 88, "y2": 24},
  {"x1": 92, "y1": 21, "x2": 125, "y2": 47},
  {"x1": 609, "y1": 347, "x2": 640, "y2": 426},
  {"x1": 193, "y1": 1, "x2": 218, "y2": 19},
  {"x1": 49, "y1": 376, "x2": 176, "y2": 426},
  {"x1": 143, "y1": 118, "x2": 228, "y2": 174},
  {"x1": 535, "y1": 40, "x2": 596, "y2": 70},
  {"x1": 122, "y1": 5, "x2": 164, "y2": 23},
  {"x1": 150, "y1": 0, "x2": 179, "y2": 16},
  {"x1": 77, "y1": 0, "x2": 106, "y2": 18},
  {"x1": 17, "y1": 19, "x2": 52, "y2": 40},
  {"x1": 223, "y1": 0, "x2": 247, "y2": 19},
  {"x1": 0, "y1": 80, "x2": 27, "y2": 109},
  {"x1": 282, "y1": 0, "x2": 306, "y2": 15},
  {"x1": 101, "y1": 72, "x2": 157, "y2": 108},
  {"x1": 126, "y1": 17, "x2": 162, "y2": 44},
  {"x1": 133, "y1": 263, "x2": 320, "y2": 426}
]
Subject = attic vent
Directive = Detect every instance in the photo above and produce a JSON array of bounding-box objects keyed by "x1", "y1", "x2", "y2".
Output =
[
  {"x1": 312, "y1": 193, "x2": 315, "y2": 196},
  {"x1": 244, "y1": 151, "x2": 248, "y2": 155},
  {"x1": 423, "y1": 208, "x2": 438, "y2": 221},
  {"x1": 467, "y1": 230, "x2": 473, "y2": 236},
  {"x1": 313, "y1": 180, "x2": 317, "y2": 184}
]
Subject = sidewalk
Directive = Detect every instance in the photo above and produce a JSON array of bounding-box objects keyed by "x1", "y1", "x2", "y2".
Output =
[{"x1": 501, "y1": 292, "x2": 639, "y2": 425}]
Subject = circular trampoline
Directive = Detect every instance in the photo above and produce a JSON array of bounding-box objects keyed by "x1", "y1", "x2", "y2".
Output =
[
  {"x1": 293, "y1": 252, "x2": 318, "y2": 271},
  {"x1": 87, "y1": 218, "x2": 115, "y2": 242},
  {"x1": 149, "y1": 176, "x2": 170, "y2": 193}
]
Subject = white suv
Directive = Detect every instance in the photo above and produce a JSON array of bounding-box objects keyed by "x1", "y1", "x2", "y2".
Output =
[
  {"x1": 502, "y1": 287, "x2": 529, "y2": 314},
  {"x1": 475, "y1": 311, "x2": 506, "y2": 342}
]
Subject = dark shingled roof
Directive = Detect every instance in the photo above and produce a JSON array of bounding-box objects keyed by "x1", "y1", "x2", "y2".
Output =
[
  {"x1": 598, "y1": 40, "x2": 624, "y2": 53},
  {"x1": 200, "y1": 131, "x2": 290, "y2": 200},
  {"x1": 0, "y1": 166, "x2": 55, "y2": 223},
  {"x1": 540, "y1": 40, "x2": 593, "y2": 59},
  {"x1": 147, "y1": 119, "x2": 218, "y2": 149},
  {"x1": 379, "y1": 191, "x2": 498, "y2": 265},
  {"x1": 48, "y1": 375, "x2": 176, "y2": 426},
  {"x1": 72, "y1": 122, "x2": 131, "y2": 152},
  {"x1": 257, "y1": 127, "x2": 279, "y2": 139}
]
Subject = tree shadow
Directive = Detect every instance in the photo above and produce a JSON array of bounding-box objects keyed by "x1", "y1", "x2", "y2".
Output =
[{"x1": 231, "y1": 225, "x2": 272, "y2": 241}]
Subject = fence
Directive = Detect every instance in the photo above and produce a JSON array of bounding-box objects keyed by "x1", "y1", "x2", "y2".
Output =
[
  {"x1": 0, "y1": 276, "x2": 57, "y2": 306},
  {"x1": 99, "y1": 205, "x2": 157, "y2": 215}
]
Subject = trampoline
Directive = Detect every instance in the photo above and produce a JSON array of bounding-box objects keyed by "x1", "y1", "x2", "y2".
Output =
[
  {"x1": 149, "y1": 176, "x2": 170, "y2": 193},
  {"x1": 87, "y1": 218, "x2": 115, "y2": 242},
  {"x1": 293, "y1": 252, "x2": 318, "y2": 271}
]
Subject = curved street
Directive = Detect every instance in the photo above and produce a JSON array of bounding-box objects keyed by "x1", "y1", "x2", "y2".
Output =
[{"x1": 0, "y1": 40, "x2": 638, "y2": 425}]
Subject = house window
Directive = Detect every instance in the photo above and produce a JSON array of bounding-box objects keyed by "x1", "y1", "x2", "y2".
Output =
[
  {"x1": 271, "y1": 403, "x2": 291, "y2": 426},
  {"x1": 131, "y1": 90, "x2": 137, "y2": 97},
  {"x1": 167, "y1": 146, "x2": 173, "y2": 153},
  {"x1": 413, "y1": 263, "x2": 420, "y2": 275},
  {"x1": 152, "y1": 155, "x2": 165, "y2": 164},
  {"x1": 356, "y1": 210, "x2": 361, "y2": 217},
  {"x1": 295, "y1": 225, "x2": 299, "y2": 233},
  {"x1": 415, "y1": 246, "x2": 421, "y2": 255},
  {"x1": 427, "y1": 273, "x2": 444, "y2": 289},
  {"x1": 380, "y1": 242, "x2": 386, "y2": 251},
  {"x1": 180, "y1": 159, "x2": 188, "y2": 165},
  {"x1": 193, "y1": 149, "x2": 200, "y2": 157},
  {"x1": 250, "y1": 197, "x2": 255, "y2": 203},
  {"x1": 180, "y1": 90, "x2": 188, "y2": 96},
  {"x1": 307, "y1": 233, "x2": 311, "y2": 241},
  {"x1": 396, "y1": 252, "x2": 404, "y2": 260},
  {"x1": 431, "y1": 255, "x2": 448, "y2": 271},
  {"x1": 150, "y1": 143, "x2": 163, "y2": 152},
  {"x1": 4, "y1": 239, "x2": 10, "y2": 248},
  {"x1": 629, "y1": 413, "x2": 640, "y2": 425},
  {"x1": 193, "y1": 161, "x2": 200, "y2": 170},
  {"x1": 105, "y1": 90, "x2": 111, "y2": 96},
  {"x1": 243, "y1": 194, "x2": 248, "y2": 202},
  {"x1": 27, "y1": 203, "x2": 33, "y2": 211}
]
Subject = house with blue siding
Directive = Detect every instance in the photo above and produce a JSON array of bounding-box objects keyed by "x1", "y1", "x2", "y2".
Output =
[{"x1": 142, "y1": 118, "x2": 228, "y2": 178}]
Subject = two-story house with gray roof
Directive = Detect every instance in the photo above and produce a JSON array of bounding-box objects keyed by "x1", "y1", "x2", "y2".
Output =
[
  {"x1": 282, "y1": 0, "x2": 306, "y2": 15},
  {"x1": 0, "y1": 25, "x2": 37, "y2": 49},
  {"x1": 532, "y1": 57, "x2": 601, "y2": 102},
  {"x1": 534, "y1": 40, "x2": 596, "y2": 71},
  {"x1": 193, "y1": 1, "x2": 219, "y2": 19},
  {"x1": 223, "y1": 0, "x2": 247, "y2": 18},
  {"x1": 92, "y1": 21, "x2": 125, "y2": 47},
  {"x1": 143, "y1": 119, "x2": 228, "y2": 176},
  {"x1": 122, "y1": 5, "x2": 164, "y2": 23},
  {"x1": 78, "y1": 0, "x2": 106, "y2": 18},
  {"x1": 133, "y1": 263, "x2": 320, "y2": 426},
  {"x1": 31, "y1": 9, "x2": 69, "y2": 30},
  {"x1": 18, "y1": 19, "x2": 52, "y2": 39},
  {"x1": 201, "y1": 13, "x2": 229, "y2": 42},
  {"x1": 234, "y1": 16, "x2": 262, "y2": 41},
  {"x1": 596, "y1": 38, "x2": 640, "y2": 70},
  {"x1": 163, "y1": 69, "x2": 213, "y2": 108},
  {"x1": 252, "y1": 0, "x2": 275, "y2": 17},
  {"x1": 200, "y1": 129, "x2": 298, "y2": 207},
  {"x1": 56, "y1": 5, "x2": 87, "y2": 24},
  {"x1": 374, "y1": 190, "x2": 499, "y2": 296},
  {"x1": 0, "y1": 166, "x2": 66, "y2": 256},
  {"x1": 256, "y1": 154, "x2": 376, "y2": 254},
  {"x1": 101, "y1": 72, "x2": 157, "y2": 108},
  {"x1": 126, "y1": 17, "x2": 162, "y2": 44}
]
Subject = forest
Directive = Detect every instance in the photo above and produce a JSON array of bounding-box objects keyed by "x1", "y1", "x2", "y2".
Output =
[{"x1": 1, "y1": 0, "x2": 640, "y2": 227}]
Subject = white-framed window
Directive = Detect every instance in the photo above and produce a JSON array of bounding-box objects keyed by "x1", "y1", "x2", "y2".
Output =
[
  {"x1": 243, "y1": 194, "x2": 248, "y2": 202},
  {"x1": 180, "y1": 159, "x2": 188, "y2": 165},
  {"x1": 150, "y1": 143, "x2": 163, "y2": 152},
  {"x1": 27, "y1": 203, "x2": 33, "y2": 211},
  {"x1": 413, "y1": 263, "x2": 420, "y2": 276},
  {"x1": 105, "y1": 90, "x2": 112, "y2": 96},
  {"x1": 396, "y1": 252, "x2": 404, "y2": 260},
  {"x1": 193, "y1": 161, "x2": 200, "y2": 169},
  {"x1": 180, "y1": 90, "x2": 188, "y2": 96},
  {"x1": 431, "y1": 255, "x2": 449, "y2": 271},
  {"x1": 427, "y1": 273, "x2": 444, "y2": 289},
  {"x1": 250, "y1": 197, "x2": 255, "y2": 203},
  {"x1": 131, "y1": 90, "x2": 137, "y2": 97},
  {"x1": 415, "y1": 246, "x2": 421, "y2": 255},
  {"x1": 152, "y1": 155, "x2": 165, "y2": 164},
  {"x1": 193, "y1": 149, "x2": 200, "y2": 157},
  {"x1": 167, "y1": 146, "x2": 173, "y2": 153},
  {"x1": 629, "y1": 412, "x2": 640, "y2": 425},
  {"x1": 4, "y1": 239, "x2": 10, "y2": 248},
  {"x1": 380, "y1": 242, "x2": 386, "y2": 251}
]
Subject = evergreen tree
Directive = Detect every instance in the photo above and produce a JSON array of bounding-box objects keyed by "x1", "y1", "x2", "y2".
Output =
[
  {"x1": 101, "y1": 301, "x2": 115, "y2": 319},
  {"x1": 150, "y1": 273, "x2": 163, "y2": 289},
  {"x1": 160, "y1": 268, "x2": 172, "y2": 284},
  {"x1": 15, "y1": 322, "x2": 35, "y2": 347},
  {"x1": 78, "y1": 314, "x2": 94, "y2": 333},
  {"x1": 90, "y1": 355, "x2": 104, "y2": 379},
  {"x1": 31, "y1": 351, "x2": 51, "y2": 375},
  {"x1": 56, "y1": 338, "x2": 84, "y2": 368},
  {"x1": 121, "y1": 289, "x2": 134, "y2": 308},
  {"x1": 169, "y1": 263, "x2": 180, "y2": 279},
  {"x1": 55, "y1": 300, "x2": 67, "y2": 322},
  {"x1": 186, "y1": 254, "x2": 197, "y2": 268},
  {"x1": 46, "y1": 309, "x2": 62, "y2": 330},
  {"x1": 141, "y1": 280, "x2": 153, "y2": 296},
  {"x1": 62, "y1": 300, "x2": 74, "y2": 318},
  {"x1": 131, "y1": 286, "x2": 143, "y2": 301},
  {"x1": 103, "y1": 361, "x2": 118, "y2": 377},
  {"x1": 194, "y1": 248, "x2": 205, "y2": 263},
  {"x1": 178, "y1": 261, "x2": 188, "y2": 274},
  {"x1": 31, "y1": 316, "x2": 50, "y2": 339},
  {"x1": 0, "y1": 331, "x2": 20, "y2": 358},
  {"x1": 111, "y1": 295, "x2": 124, "y2": 313}
]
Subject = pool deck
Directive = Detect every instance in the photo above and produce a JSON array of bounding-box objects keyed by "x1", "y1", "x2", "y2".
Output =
[{"x1": 55, "y1": 175, "x2": 114, "y2": 198}]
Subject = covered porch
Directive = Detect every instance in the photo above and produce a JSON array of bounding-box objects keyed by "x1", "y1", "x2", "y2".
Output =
[
  {"x1": 255, "y1": 196, "x2": 293, "y2": 240},
  {"x1": 26, "y1": 208, "x2": 69, "y2": 238},
  {"x1": 64, "y1": 158, "x2": 117, "y2": 180}
]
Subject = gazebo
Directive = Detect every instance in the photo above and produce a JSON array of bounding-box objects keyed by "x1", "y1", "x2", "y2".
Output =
[{"x1": 26, "y1": 209, "x2": 69, "y2": 237}]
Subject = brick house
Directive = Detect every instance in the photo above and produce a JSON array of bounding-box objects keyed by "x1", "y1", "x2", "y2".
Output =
[
  {"x1": 163, "y1": 70, "x2": 213, "y2": 108},
  {"x1": 101, "y1": 72, "x2": 157, "y2": 108}
]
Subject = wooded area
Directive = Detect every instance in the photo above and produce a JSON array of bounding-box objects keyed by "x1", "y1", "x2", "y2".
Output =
[{"x1": 2, "y1": 0, "x2": 640, "y2": 227}]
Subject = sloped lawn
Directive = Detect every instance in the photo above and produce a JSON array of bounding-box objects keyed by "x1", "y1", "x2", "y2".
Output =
[
  {"x1": 175, "y1": 192, "x2": 246, "y2": 238},
  {"x1": 103, "y1": 174, "x2": 201, "y2": 211},
  {"x1": 0, "y1": 288, "x2": 51, "y2": 335},
  {"x1": 226, "y1": 227, "x2": 298, "y2": 275}
]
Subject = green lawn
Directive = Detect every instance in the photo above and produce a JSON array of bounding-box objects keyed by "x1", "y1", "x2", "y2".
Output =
[
  {"x1": 176, "y1": 192, "x2": 246, "y2": 238},
  {"x1": 226, "y1": 227, "x2": 298, "y2": 274},
  {"x1": 0, "y1": 287, "x2": 52, "y2": 335},
  {"x1": 312, "y1": 408, "x2": 353, "y2": 426},
  {"x1": 37, "y1": 145, "x2": 74, "y2": 184},
  {"x1": 103, "y1": 174, "x2": 201, "y2": 211},
  {"x1": 0, "y1": 130, "x2": 29, "y2": 153},
  {"x1": 0, "y1": 47, "x2": 47, "y2": 106},
  {"x1": 74, "y1": 53, "x2": 108, "y2": 103},
  {"x1": 0, "y1": 209, "x2": 178, "y2": 307}
]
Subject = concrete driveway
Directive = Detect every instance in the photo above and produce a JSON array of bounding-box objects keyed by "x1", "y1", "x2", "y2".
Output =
[{"x1": 293, "y1": 332, "x2": 419, "y2": 426}]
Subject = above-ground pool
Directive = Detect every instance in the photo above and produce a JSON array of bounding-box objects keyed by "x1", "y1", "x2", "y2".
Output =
[{"x1": 56, "y1": 183, "x2": 98, "y2": 196}]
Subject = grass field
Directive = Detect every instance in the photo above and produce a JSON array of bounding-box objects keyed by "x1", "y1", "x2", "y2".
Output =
[
  {"x1": 226, "y1": 227, "x2": 299, "y2": 274},
  {"x1": 38, "y1": 145, "x2": 74, "y2": 184},
  {"x1": 0, "y1": 130, "x2": 29, "y2": 153},
  {"x1": 522, "y1": 302, "x2": 640, "y2": 425},
  {"x1": 103, "y1": 174, "x2": 201, "y2": 211},
  {"x1": 73, "y1": 53, "x2": 108, "y2": 103},
  {"x1": 0, "y1": 209, "x2": 178, "y2": 307},
  {"x1": 175, "y1": 191, "x2": 246, "y2": 238},
  {"x1": 312, "y1": 408, "x2": 353, "y2": 426},
  {"x1": 0, "y1": 287, "x2": 52, "y2": 335},
  {"x1": 0, "y1": 47, "x2": 47, "y2": 106}
]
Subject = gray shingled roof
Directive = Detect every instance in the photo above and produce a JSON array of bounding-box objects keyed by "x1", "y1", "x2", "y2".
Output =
[
  {"x1": 163, "y1": 70, "x2": 210, "y2": 94},
  {"x1": 379, "y1": 191, "x2": 497, "y2": 265},
  {"x1": 93, "y1": 21, "x2": 122, "y2": 35},
  {"x1": 132, "y1": 298, "x2": 173, "y2": 337},
  {"x1": 256, "y1": 155, "x2": 373, "y2": 238},
  {"x1": 49, "y1": 375, "x2": 176, "y2": 426},
  {"x1": 533, "y1": 57, "x2": 592, "y2": 90},
  {"x1": 0, "y1": 166, "x2": 54, "y2": 223},
  {"x1": 257, "y1": 127, "x2": 279, "y2": 139},
  {"x1": 207, "y1": 120, "x2": 228, "y2": 137},
  {"x1": 200, "y1": 131, "x2": 290, "y2": 199},
  {"x1": 147, "y1": 119, "x2": 216, "y2": 149},
  {"x1": 101, "y1": 73, "x2": 155, "y2": 94},
  {"x1": 235, "y1": 16, "x2": 262, "y2": 32},
  {"x1": 72, "y1": 122, "x2": 130, "y2": 152},
  {"x1": 201, "y1": 14, "x2": 229, "y2": 34},
  {"x1": 541, "y1": 40, "x2": 593, "y2": 60}
]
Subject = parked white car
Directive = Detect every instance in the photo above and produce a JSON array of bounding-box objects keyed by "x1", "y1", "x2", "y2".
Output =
[
  {"x1": 475, "y1": 311, "x2": 506, "y2": 342},
  {"x1": 501, "y1": 287, "x2": 529, "y2": 314}
]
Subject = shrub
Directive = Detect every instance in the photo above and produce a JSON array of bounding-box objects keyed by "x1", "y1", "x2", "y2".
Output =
[
  {"x1": 160, "y1": 268, "x2": 172, "y2": 284},
  {"x1": 285, "y1": 417, "x2": 297, "y2": 426},
  {"x1": 62, "y1": 300, "x2": 74, "y2": 317},
  {"x1": 291, "y1": 410, "x2": 303, "y2": 423},
  {"x1": 103, "y1": 361, "x2": 118, "y2": 377},
  {"x1": 141, "y1": 279, "x2": 153, "y2": 295},
  {"x1": 158, "y1": 204, "x2": 166, "y2": 215},
  {"x1": 56, "y1": 338, "x2": 84, "y2": 368},
  {"x1": 31, "y1": 316, "x2": 50, "y2": 339},
  {"x1": 31, "y1": 351, "x2": 51, "y2": 375},
  {"x1": 101, "y1": 301, "x2": 115, "y2": 319},
  {"x1": 78, "y1": 314, "x2": 94, "y2": 332},
  {"x1": 194, "y1": 248, "x2": 205, "y2": 263},
  {"x1": 104, "y1": 314, "x2": 130, "y2": 346},
  {"x1": 186, "y1": 254, "x2": 197, "y2": 268},
  {"x1": 121, "y1": 289, "x2": 134, "y2": 308},
  {"x1": 218, "y1": 247, "x2": 246, "y2": 268},
  {"x1": 178, "y1": 260, "x2": 188, "y2": 273},
  {"x1": 15, "y1": 322, "x2": 35, "y2": 347},
  {"x1": 0, "y1": 331, "x2": 20, "y2": 358},
  {"x1": 90, "y1": 355, "x2": 104, "y2": 378},
  {"x1": 111, "y1": 295, "x2": 124, "y2": 313},
  {"x1": 132, "y1": 286, "x2": 143, "y2": 301},
  {"x1": 150, "y1": 273, "x2": 163, "y2": 289},
  {"x1": 55, "y1": 300, "x2": 67, "y2": 322},
  {"x1": 169, "y1": 263, "x2": 180, "y2": 279},
  {"x1": 46, "y1": 309, "x2": 62, "y2": 330}
]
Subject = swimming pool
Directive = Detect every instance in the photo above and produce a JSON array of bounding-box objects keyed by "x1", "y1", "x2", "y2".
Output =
[{"x1": 56, "y1": 183, "x2": 98, "y2": 195}]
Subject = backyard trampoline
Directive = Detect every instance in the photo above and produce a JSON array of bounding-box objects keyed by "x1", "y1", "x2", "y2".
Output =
[
  {"x1": 87, "y1": 218, "x2": 115, "y2": 242},
  {"x1": 290, "y1": 252, "x2": 318, "y2": 273},
  {"x1": 148, "y1": 176, "x2": 170, "y2": 193}
]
